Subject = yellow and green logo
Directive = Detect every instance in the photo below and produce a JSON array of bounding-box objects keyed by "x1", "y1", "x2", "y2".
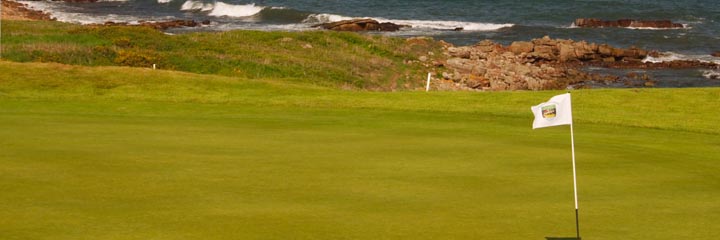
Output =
[{"x1": 542, "y1": 104, "x2": 557, "y2": 119}]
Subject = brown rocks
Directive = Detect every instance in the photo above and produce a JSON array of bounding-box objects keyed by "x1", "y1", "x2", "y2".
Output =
[
  {"x1": 440, "y1": 39, "x2": 579, "y2": 91},
  {"x1": 509, "y1": 41, "x2": 533, "y2": 55},
  {"x1": 505, "y1": 36, "x2": 650, "y2": 63},
  {"x1": 438, "y1": 36, "x2": 719, "y2": 91},
  {"x1": 312, "y1": 19, "x2": 408, "y2": 32},
  {"x1": 712, "y1": 51, "x2": 720, "y2": 57},
  {"x1": 98, "y1": 20, "x2": 208, "y2": 30},
  {"x1": 574, "y1": 18, "x2": 685, "y2": 29},
  {"x1": 558, "y1": 43, "x2": 576, "y2": 62},
  {"x1": 1, "y1": 0, "x2": 55, "y2": 21}
]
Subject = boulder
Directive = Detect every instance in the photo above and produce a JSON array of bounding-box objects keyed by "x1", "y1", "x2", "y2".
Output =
[
  {"x1": 475, "y1": 40, "x2": 498, "y2": 53},
  {"x1": 573, "y1": 41, "x2": 597, "y2": 60},
  {"x1": 445, "y1": 58, "x2": 476, "y2": 73},
  {"x1": 558, "y1": 43, "x2": 576, "y2": 62},
  {"x1": 312, "y1": 19, "x2": 407, "y2": 32},
  {"x1": 447, "y1": 47, "x2": 473, "y2": 58},
  {"x1": 598, "y1": 44, "x2": 614, "y2": 56},
  {"x1": 509, "y1": 41, "x2": 534, "y2": 55},
  {"x1": 712, "y1": 51, "x2": 720, "y2": 57},
  {"x1": 574, "y1": 18, "x2": 684, "y2": 29},
  {"x1": 531, "y1": 45, "x2": 557, "y2": 61},
  {"x1": 532, "y1": 36, "x2": 557, "y2": 46}
]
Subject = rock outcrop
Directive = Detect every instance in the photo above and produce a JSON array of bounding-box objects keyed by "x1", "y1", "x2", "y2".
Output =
[
  {"x1": 313, "y1": 19, "x2": 408, "y2": 32},
  {"x1": 435, "y1": 36, "x2": 718, "y2": 91},
  {"x1": 512, "y1": 36, "x2": 648, "y2": 63},
  {"x1": 1, "y1": 0, "x2": 55, "y2": 21},
  {"x1": 440, "y1": 39, "x2": 606, "y2": 91},
  {"x1": 712, "y1": 51, "x2": 720, "y2": 57},
  {"x1": 574, "y1": 18, "x2": 684, "y2": 29}
]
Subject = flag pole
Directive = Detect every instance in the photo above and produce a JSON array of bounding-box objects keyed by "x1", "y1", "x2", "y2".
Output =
[{"x1": 570, "y1": 122, "x2": 580, "y2": 240}]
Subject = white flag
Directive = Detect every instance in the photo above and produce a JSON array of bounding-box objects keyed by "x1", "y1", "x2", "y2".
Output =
[{"x1": 531, "y1": 93, "x2": 573, "y2": 129}]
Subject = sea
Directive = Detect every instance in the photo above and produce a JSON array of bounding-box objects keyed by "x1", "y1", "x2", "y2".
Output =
[{"x1": 19, "y1": 0, "x2": 720, "y2": 87}]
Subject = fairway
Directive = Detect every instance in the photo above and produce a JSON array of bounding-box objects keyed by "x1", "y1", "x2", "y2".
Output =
[{"x1": 1, "y1": 62, "x2": 719, "y2": 239}]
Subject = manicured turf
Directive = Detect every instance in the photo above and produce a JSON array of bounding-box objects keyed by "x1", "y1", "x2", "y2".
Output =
[{"x1": 0, "y1": 62, "x2": 719, "y2": 239}]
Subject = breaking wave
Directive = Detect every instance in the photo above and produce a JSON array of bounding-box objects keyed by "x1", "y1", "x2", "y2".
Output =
[
  {"x1": 180, "y1": 0, "x2": 215, "y2": 12},
  {"x1": 702, "y1": 70, "x2": 720, "y2": 80},
  {"x1": 21, "y1": 1, "x2": 174, "y2": 24},
  {"x1": 180, "y1": 1, "x2": 265, "y2": 18},
  {"x1": 643, "y1": 52, "x2": 720, "y2": 65},
  {"x1": 208, "y1": 2, "x2": 265, "y2": 17}
]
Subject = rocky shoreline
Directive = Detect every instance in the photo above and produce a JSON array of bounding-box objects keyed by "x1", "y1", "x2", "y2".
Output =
[
  {"x1": 312, "y1": 19, "x2": 409, "y2": 32},
  {"x1": 415, "y1": 36, "x2": 719, "y2": 91},
  {"x1": 94, "y1": 20, "x2": 212, "y2": 30},
  {"x1": 1, "y1": 0, "x2": 206, "y2": 30},
  {"x1": 3, "y1": 3, "x2": 719, "y2": 91},
  {"x1": 1, "y1": 0, "x2": 55, "y2": 21}
]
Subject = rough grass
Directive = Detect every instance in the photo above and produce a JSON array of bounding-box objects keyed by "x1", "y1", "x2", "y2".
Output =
[
  {"x1": 0, "y1": 53, "x2": 718, "y2": 240},
  {"x1": 1, "y1": 20, "x2": 440, "y2": 90},
  {"x1": 1, "y1": 61, "x2": 719, "y2": 134}
]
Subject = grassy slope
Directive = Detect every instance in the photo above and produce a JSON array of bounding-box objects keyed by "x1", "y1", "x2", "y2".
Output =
[
  {"x1": 1, "y1": 62, "x2": 719, "y2": 240},
  {"x1": 1, "y1": 61, "x2": 719, "y2": 134},
  {"x1": 1, "y1": 20, "x2": 439, "y2": 90}
]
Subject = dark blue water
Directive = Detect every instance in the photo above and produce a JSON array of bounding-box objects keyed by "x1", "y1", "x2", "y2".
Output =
[{"x1": 19, "y1": 0, "x2": 720, "y2": 86}]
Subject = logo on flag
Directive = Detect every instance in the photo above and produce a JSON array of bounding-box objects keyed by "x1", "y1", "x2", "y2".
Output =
[
  {"x1": 541, "y1": 104, "x2": 557, "y2": 119},
  {"x1": 531, "y1": 93, "x2": 573, "y2": 129}
]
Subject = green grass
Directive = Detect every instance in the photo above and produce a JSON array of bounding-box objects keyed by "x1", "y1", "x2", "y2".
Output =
[
  {"x1": 1, "y1": 20, "x2": 440, "y2": 90},
  {"x1": 0, "y1": 61, "x2": 719, "y2": 239}
]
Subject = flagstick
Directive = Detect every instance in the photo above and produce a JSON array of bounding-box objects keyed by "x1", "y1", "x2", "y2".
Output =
[{"x1": 570, "y1": 122, "x2": 580, "y2": 240}]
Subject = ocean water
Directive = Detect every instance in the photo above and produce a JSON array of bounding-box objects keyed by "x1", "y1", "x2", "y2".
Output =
[{"x1": 18, "y1": 0, "x2": 720, "y2": 86}]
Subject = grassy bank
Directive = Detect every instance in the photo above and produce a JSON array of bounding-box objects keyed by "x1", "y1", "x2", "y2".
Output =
[
  {"x1": 2, "y1": 61, "x2": 719, "y2": 134},
  {"x1": 1, "y1": 61, "x2": 719, "y2": 239},
  {"x1": 1, "y1": 20, "x2": 441, "y2": 90}
]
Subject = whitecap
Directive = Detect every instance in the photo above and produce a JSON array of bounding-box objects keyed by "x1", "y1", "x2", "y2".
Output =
[
  {"x1": 208, "y1": 2, "x2": 265, "y2": 17},
  {"x1": 22, "y1": 0, "x2": 175, "y2": 25},
  {"x1": 625, "y1": 24, "x2": 690, "y2": 30},
  {"x1": 180, "y1": 0, "x2": 214, "y2": 12},
  {"x1": 643, "y1": 52, "x2": 720, "y2": 65},
  {"x1": 302, "y1": 13, "x2": 353, "y2": 24},
  {"x1": 702, "y1": 70, "x2": 720, "y2": 79}
]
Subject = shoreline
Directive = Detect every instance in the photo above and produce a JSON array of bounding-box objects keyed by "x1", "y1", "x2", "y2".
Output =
[
  {"x1": 2, "y1": 2, "x2": 718, "y2": 91},
  {"x1": 1, "y1": 0, "x2": 54, "y2": 21}
]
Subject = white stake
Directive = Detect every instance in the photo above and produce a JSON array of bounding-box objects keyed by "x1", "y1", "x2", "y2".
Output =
[
  {"x1": 153, "y1": 64, "x2": 156, "y2": 70},
  {"x1": 425, "y1": 73, "x2": 432, "y2": 92}
]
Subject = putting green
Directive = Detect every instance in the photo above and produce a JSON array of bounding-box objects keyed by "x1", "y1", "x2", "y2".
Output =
[
  {"x1": 0, "y1": 62, "x2": 718, "y2": 239},
  {"x1": 0, "y1": 100, "x2": 717, "y2": 240}
]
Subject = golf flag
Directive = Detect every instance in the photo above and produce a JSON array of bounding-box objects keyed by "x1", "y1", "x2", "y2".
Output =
[
  {"x1": 531, "y1": 93, "x2": 572, "y2": 129},
  {"x1": 531, "y1": 93, "x2": 582, "y2": 239}
]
